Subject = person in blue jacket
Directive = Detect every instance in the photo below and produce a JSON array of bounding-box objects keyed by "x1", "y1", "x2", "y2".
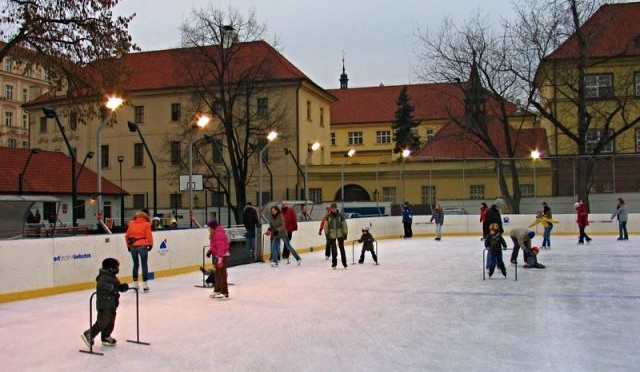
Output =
[{"x1": 402, "y1": 201, "x2": 414, "y2": 238}]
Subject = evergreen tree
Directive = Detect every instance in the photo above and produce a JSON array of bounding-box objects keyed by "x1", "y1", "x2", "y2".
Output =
[{"x1": 392, "y1": 86, "x2": 421, "y2": 154}]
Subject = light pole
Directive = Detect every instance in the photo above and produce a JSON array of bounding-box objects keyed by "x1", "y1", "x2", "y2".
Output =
[
  {"x1": 340, "y1": 148, "x2": 356, "y2": 210},
  {"x1": 96, "y1": 96, "x2": 124, "y2": 223},
  {"x1": 531, "y1": 149, "x2": 540, "y2": 197},
  {"x1": 401, "y1": 149, "x2": 411, "y2": 202},
  {"x1": 259, "y1": 130, "x2": 278, "y2": 214},
  {"x1": 127, "y1": 121, "x2": 157, "y2": 217},
  {"x1": 18, "y1": 148, "x2": 41, "y2": 194},
  {"x1": 304, "y1": 141, "x2": 320, "y2": 201},
  {"x1": 117, "y1": 155, "x2": 124, "y2": 228},
  {"x1": 283, "y1": 147, "x2": 305, "y2": 199},
  {"x1": 189, "y1": 115, "x2": 210, "y2": 227}
]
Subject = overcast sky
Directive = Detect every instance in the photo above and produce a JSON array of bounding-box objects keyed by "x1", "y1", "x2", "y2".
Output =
[{"x1": 114, "y1": 0, "x2": 514, "y2": 89}]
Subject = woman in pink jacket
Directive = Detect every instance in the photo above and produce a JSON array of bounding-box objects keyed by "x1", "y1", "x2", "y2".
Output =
[{"x1": 206, "y1": 219, "x2": 230, "y2": 299}]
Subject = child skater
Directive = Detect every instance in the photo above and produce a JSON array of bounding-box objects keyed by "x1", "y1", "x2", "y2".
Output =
[
  {"x1": 484, "y1": 223, "x2": 507, "y2": 278},
  {"x1": 206, "y1": 219, "x2": 230, "y2": 300},
  {"x1": 81, "y1": 258, "x2": 129, "y2": 347},
  {"x1": 357, "y1": 226, "x2": 378, "y2": 265}
]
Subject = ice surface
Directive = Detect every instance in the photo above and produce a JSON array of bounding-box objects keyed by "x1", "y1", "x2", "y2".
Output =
[{"x1": 1, "y1": 235, "x2": 639, "y2": 372}]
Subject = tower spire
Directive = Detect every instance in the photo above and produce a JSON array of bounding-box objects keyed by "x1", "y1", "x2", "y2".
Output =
[{"x1": 340, "y1": 52, "x2": 349, "y2": 89}]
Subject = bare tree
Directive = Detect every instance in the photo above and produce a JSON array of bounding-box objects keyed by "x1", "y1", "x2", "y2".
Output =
[
  {"x1": 178, "y1": 6, "x2": 291, "y2": 223},
  {"x1": 0, "y1": 0, "x2": 136, "y2": 98}
]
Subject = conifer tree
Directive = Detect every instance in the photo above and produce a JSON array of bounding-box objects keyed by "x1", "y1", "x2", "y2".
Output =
[{"x1": 392, "y1": 86, "x2": 421, "y2": 154}]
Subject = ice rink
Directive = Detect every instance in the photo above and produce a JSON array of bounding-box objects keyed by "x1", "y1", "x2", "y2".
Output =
[{"x1": 2, "y1": 234, "x2": 639, "y2": 372}]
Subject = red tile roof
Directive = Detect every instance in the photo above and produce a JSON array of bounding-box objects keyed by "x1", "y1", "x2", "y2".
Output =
[
  {"x1": 0, "y1": 148, "x2": 125, "y2": 195},
  {"x1": 546, "y1": 3, "x2": 640, "y2": 59},
  {"x1": 328, "y1": 83, "x2": 517, "y2": 124},
  {"x1": 413, "y1": 117, "x2": 548, "y2": 159}
]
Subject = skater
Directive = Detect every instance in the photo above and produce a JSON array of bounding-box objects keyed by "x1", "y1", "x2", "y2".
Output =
[
  {"x1": 357, "y1": 226, "x2": 378, "y2": 264},
  {"x1": 242, "y1": 202, "x2": 259, "y2": 257},
  {"x1": 281, "y1": 201, "x2": 298, "y2": 264},
  {"x1": 325, "y1": 202, "x2": 349, "y2": 269},
  {"x1": 125, "y1": 209, "x2": 154, "y2": 292},
  {"x1": 575, "y1": 199, "x2": 592, "y2": 245},
  {"x1": 430, "y1": 203, "x2": 444, "y2": 241},
  {"x1": 479, "y1": 202, "x2": 488, "y2": 240},
  {"x1": 268, "y1": 206, "x2": 301, "y2": 267},
  {"x1": 206, "y1": 219, "x2": 230, "y2": 299},
  {"x1": 484, "y1": 223, "x2": 507, "y2": 278},
  {"x1": 529, "y1": 211, "x2": 559, "y2": 249},
  {"x1": 509, "y1": 227, "x2": 545, "y2": 268},
  {"x1": 81, "y1": 258, "x2": 129, "y2": 348},
  {"x1": 610, "y1": 198, "x2": 628, "y2": 241},
  {"x1": 318, "y1": 205, "x2": 332, "y2": 260},
  {"x1": 298, "y1": 203, "x2": 313, "y2": 222},
  {"x1": 482, "y1": 198, "x2": 504, "y2": 239},
  {"x1": 402, "y1": 201, "x2": 414, "y2": 238}
]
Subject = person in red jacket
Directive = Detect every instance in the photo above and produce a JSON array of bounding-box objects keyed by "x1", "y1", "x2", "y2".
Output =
[
  {"x1": 206, "y1": 219, "x2": 230, "y2": 300},
  {"x1": 281, "y1": 201, "x2": 298, "y2": 264},
  {"x1": 125, "y1": 210, "x2": 154, "y2": 292},
  {"x1": 576, "y1": 199, "x2": 592, "y2": 245},
  {"x1": 479, "y1": 202, "x2": 488, "y2": 241}
]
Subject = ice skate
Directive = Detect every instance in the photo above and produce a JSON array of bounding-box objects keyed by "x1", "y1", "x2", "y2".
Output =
[
  {"x1": 101, "y1": 336, "x2": 117, "y2": 346},
  {"x1": 81, "y1": 330, "x2": 93, "y2": 348},
  {"x1": 143, "y1": 282, "x2": 149, "y2": 292}
]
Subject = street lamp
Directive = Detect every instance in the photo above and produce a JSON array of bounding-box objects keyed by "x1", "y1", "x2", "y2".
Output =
[
  {"x1": 127, "y1": 121, "x2": 157, "y2": 217},
  {"x1": 259, "y1": 130, "x2": 278, "y2": 213},
  {"x1": 283, "y1": 147, "x2": 305, "y2": 199},
  {"x1": 401, "y1": 149, "x2": 411, "y2": 203},
  {"x1": 340, "y1": 148, "x2": 356, "y2": 209},
  {"x1": 18, "y1": 148, "x2": 41, "y2": 194},
  {"x1": 305, "y1": 141, "x2": 320, "y2": 201},
  {"x1": 117, "y1": 155, "x2": 125, "y2": 228},
  {"x1": 531, "y1": 149, "x2": 540, "y2": 197},
  {"x1": 76, "y1": 151, "x2": 95, "y2": 181},
  {"x1": 189, "y1": 115, "x2": 210, "y2": 227},
  {"x1": 96, "y1": 95, "x2": 124, "y2": 223}
]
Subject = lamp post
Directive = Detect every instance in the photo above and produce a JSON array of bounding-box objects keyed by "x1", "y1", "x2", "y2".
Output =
[
  {"x1": 43, "y1": 107, "x2": 79, "y2": 226},
  {"x1": 259, "y1": 130, "x2": 278, "y2": 213},
  {"x1": 304, "y1": 141, "x2": 320, "y2": 201},
  {"x1": 18, "y1": 148, "x2": 41, "y2": 195},
  {"x1": 76, "y1": 151, "x2": 95, "y2": 181},
  {"x1": 283, "y1": 147, "x2": 305, "y2": 199},
  {"x1": 340, "y1": 148, "x2": 356, "y2": 210},
  {"x1": 531, "y1": 149, "x2": 540, "y2": 197},
  {"x1": 401, "y1": 149, "x2": 411, "y2": 202},
  {"x1": 117, "y1": 155, "x2": 124, "y2": 228},
  {"x1": 96, "y1": 96, "x2": 124, "y2": 223},
  {"x1": 127, "y1": 121, "x2": 157, "y2": 217},
  {"x1": 189, "y1": 115, "x2": 210, "y2": 227}
]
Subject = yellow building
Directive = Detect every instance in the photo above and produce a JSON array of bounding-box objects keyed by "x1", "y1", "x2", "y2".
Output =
[{"x1": 0, "y1": 43, "x2": 50, "y2": 149}]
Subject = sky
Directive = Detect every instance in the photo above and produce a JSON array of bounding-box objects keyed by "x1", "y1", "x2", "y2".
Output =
[{"x1": 113, "y1": 0, "x2": 515, "y2": 90}]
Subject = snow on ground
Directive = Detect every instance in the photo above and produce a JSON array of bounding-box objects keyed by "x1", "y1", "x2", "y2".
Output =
[{"x1": 1, "y1": 234, "x2": 639, "y2": 372}]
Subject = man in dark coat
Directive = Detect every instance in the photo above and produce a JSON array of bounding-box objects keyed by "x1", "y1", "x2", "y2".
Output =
[
  {"x1": 242, "y1": 202, "x2": 259, "y2": 256},
  {"x1": 482, "y1": 198, "x2": 504, "y2": 238}
]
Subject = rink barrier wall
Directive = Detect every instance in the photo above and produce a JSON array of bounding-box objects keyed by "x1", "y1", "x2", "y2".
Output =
[{"x1": 0, "y1": 213, "x2": 631, "y2": 303}]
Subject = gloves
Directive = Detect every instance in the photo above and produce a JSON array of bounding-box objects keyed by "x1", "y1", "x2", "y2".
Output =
[
  {"x1": 147, "y1": 246, "x2": 152, "y2": 252},
  {"x1": 119, "y1": 283, "x2": 129, "y2": 292},
  {"x1": 206, "y1": 250, "x2": 212, "y2": 258}
]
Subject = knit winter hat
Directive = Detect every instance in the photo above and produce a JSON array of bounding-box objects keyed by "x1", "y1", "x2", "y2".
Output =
[
  {"x1": 102, "y1": 258, "x2": 120, "y2": 271},
  {"x1": 207, "y1": 219, "x2": 219, "y2": 229},
  {"x1": 528, "y1": 231, "x2": 535, "y2": 239}
]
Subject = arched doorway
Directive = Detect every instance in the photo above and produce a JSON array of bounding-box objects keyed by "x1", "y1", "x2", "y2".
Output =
[{"x1": 334, "y1": 184, "x2": 370, "y2": 202}]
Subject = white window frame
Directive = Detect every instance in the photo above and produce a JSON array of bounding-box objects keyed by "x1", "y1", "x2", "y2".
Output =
[
  {"x1": 348, "y1": 131, "x2": 363, "y2": 145},
  {"x1": 470, "y1": 185, "x2": 485, "y2": 200},
  {"x1": 585, "y1": 74, "x2": 612, "y2": 99},
  {"x1": 586, "y1": 129, "x2": 613, "y2": 154},
  {"x1": 376, "y1": 130, "x2": 391, "y2": 144},
  {"x1": 5, "y1": 84, "x2": 14, "y2": 100}
]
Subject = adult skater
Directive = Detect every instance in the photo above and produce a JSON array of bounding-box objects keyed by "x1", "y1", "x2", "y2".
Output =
[
  {"x1": 482, "y1": 198, "x2": 504, "y2": 239},
  {"x1": 610, "y1": 198, "x2": 628, "y2": 241},
  {"x1": 576, "y1": 199, "x2": 592, "y2": 245},
  {"x1": 430, "y1": 203, "x2": 444, "y2": 241},
  {"x1": 281, "y1": 201, "x2": 298, "y2": 264},
  {"x1": 242, "y1": 202, "x2": 259, "y2": 257},
  {"x1": 509, "y1": 227, "x2": 545, "y2": 268},
  {"x1": 268, "y1": 205, "x2": 301, "y2": 267},
  {"x1": 325, "y1": 203, "x2": 349, "y2": 269},
  {"x1": 125, "y1": 209, "x2": 154, "y2": 292},
  {"x1": 206, "y1": 219, "x2": 230, "y2": 300},
  {"x1": 402, "y1": 201, "x2": 414, "y2": 238}
]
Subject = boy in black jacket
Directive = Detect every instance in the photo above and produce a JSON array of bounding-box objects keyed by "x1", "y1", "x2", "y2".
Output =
[
  {"x1": 358, "y1": 226, "x2": 378, "y2": 265},
  {"x1": 81, "y1": 258, "x2": 129, "y2": 347},
  {"x1": 484, "y1": 223, "x2": 507, "y2": 278}
]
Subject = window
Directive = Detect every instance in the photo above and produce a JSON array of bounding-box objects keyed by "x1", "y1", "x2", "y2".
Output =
[
  {"x1": 5, "y1": 112, "x2": 13, "y2": 127},
  {"x1": 421, "y1": 186, "x2": 436, "y2": 206},
  {"x1": 376, "y1": 130, "x2": 391, "y2": 144},
  {"x1": 134, "y1": 106, "x2": 144, "y2": 123},
  {"x1": 426, "y1": 128, "x2": 434, "y2": 142},
  {"x1": 39, "y1": 117, "x2": 47, "y2": 133},
  {"x1": 470, "y1": 185, "x2": 485, "y2": 200},
  {"x1": 320, "y1": 107, "x2": 324, "y2": 127},
  {"x1": 348, "y1": 131, "x2": 363, "y2": 145},
  {"x1": 309, "y1": 188, "x2": 322, "y2": 204},
  {"x1": 170, "y1": 141, "x2": 181, "y2": 165},
  {"x1": 382, "y1": 187, "x2": 397, "y2": 203},
  {"x1": 4, "y1": 58, "x2": 12, "y2": 72},
  {"x1": 134, "y1": 143, "x2": 144, "y2": 166},
  {"x1": 211, "y1": 139, "x2": 223, "y2": 164},
  {"x1": 24, "y1": 67, "x2": 33, "y2": 77},
  {"x1": 586, "y1": 129, "x2": 613, "y2": 154},
  {"x1": 8, "y1": 138, "x2": 17, "y2": 148},
  {"x1": 170, "y1": 193, "x2": 182, "y2": 209},
  {"x1": 171, "y1": 103, "x2": 181, "y2": 121},
  {"x1": 306, "y1": 100, "x2": 311, "y2": 121},
  {"x1": 22, "y1": 88, "x2": 28, "y2": 102},
  {"x1": 257, "y1": 98, "x2": 268, "y2": 117},
  {"x1": 330, "y1": 132, "x2": 336, "y2": 146},
  {"x1": 22, "y1": 114, "x2": 28, "y2": 129},
  {"x1": 133, "y1": 194, "x2": 146, "y2": 210},
  {"x1": 101, "y1": 145, "x2": 109, "y2": 168},
  {"x1": 5, "y1": 84, "x2": 14, "y2": 100},
  {"x1": 520, "y1": 184, "x2": 534, "y2": 198},
  {"x1": 585, "y1": 74, "x2": 612, "y2": 99}
]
